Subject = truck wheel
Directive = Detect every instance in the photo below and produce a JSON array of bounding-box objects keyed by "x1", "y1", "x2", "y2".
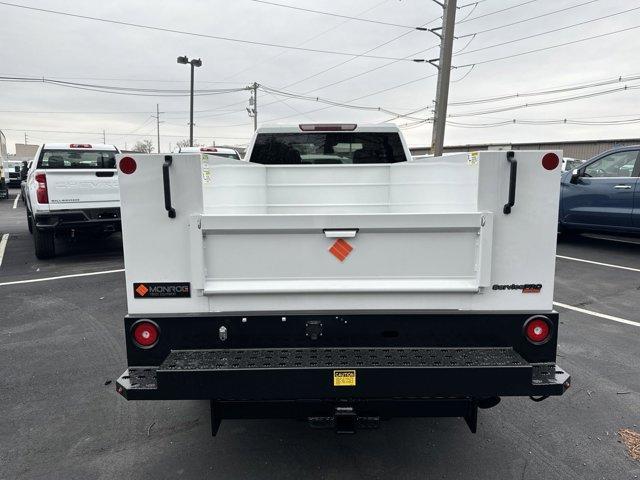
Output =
[
  {"x1": 27, "y1": 211, "x2": 33, "y2": 234},
  {"x1": 33, "y1": 228, "x2": 55, "y2": 259}
]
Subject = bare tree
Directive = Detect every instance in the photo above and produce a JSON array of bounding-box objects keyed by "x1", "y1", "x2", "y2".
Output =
[{"x1": 132, "y1": 139, "x2": 154, "y2": 153}]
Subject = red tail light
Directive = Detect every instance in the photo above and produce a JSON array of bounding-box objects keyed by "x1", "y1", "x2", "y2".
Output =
[
  {"x1": 131, "y1": 320, "x2": 159, "y2": 348},
  {"x1": 119, "y1": 156, "x2": 137, "y2": 175},
  {"x1": 542, "y1": 153, "x2": 560, "y2": 170},
  {"x1": 35, "y1": 172, "x2": 48, "y2": 204},
  {"x1": 69, "y1": 143, "x2": 92, "y2": 148},
  {"x1": 200, "y1": 147, "x2": 218, "y2": 152},
  {"x1": 524, "y1": 316, "x2": 551, "y2": 344}
]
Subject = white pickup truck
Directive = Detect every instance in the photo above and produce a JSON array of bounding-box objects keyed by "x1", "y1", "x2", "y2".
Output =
[
  {"x1": 115, "y1": 123, "x2": 570, "y2": 434},
  {"x1": 25, "y1": 143, "x2": 121, "y2": 259}
]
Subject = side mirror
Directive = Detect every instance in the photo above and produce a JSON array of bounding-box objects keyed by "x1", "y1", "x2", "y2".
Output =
[
  {"x1": 570, "y1": 168, "x2": 580, "y2": 184},
  {"x1": 20, "y1": 161, "x2": 28, "y2": 180}
]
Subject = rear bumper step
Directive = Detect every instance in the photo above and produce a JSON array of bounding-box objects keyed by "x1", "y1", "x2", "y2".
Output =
[{"x1": 116, "y1": 347, "x2": 570, "y2": 401}]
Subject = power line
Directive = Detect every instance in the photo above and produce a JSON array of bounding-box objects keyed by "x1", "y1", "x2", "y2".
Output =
[
  {"x1": 0, "y1": 1, "x2": 425, "y2": 62},
  {"x1": 455, "y1": 5, "x2": 640, "y2": 57},
  {"x1": 245, "y1": 0, "x2": 421, "y2": 30},
  {"x1": 221, "y1": 0, "x2": 390, "y2": 81},
  {"x1": 449, "y1": 73, "x2": 640, "y2": 106},
  {"x1": 457, "y1": 0, "x2": 542, "y2": 24},
  {"x1": 0, "y1": 127, "x2": 250, "y2": 140},
  {"x1": 457, "y1": 23, "x2": 640, "y2": 68},
  {"x1": 448, "y1": 83, "x2": 640, "y2": 118},
  {"x1": 457, "y1": 0, "x2": 603, "y2": 37}
]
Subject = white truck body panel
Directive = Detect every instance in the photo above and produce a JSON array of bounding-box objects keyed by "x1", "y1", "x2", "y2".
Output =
[{"x1": 118, "y1": 147, "x2": 561, "y2": 315}]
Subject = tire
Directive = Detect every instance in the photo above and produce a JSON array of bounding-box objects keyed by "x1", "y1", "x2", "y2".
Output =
[
  {"x1": 33, "y1": 228, "x2": 55, "y2": 259},
  {"x1": 26, "y1": 211, "x2": 33, "y2": 234}
]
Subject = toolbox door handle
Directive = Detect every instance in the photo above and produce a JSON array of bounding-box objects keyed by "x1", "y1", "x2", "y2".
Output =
[
  {"x1": 162, "y1": 155, "x2": 176, "y2": 219},
  {"x1": 503, "y1": 151, "x2": 517, "y2": 215},
  {"x1": 324, "y1": 229, "x2": 358, "y2": 238}
]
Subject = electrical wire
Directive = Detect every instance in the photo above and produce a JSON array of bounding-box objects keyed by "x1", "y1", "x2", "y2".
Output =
[
  {"x1": 457, "y1": 0, "x2": 603, "y2": 38},
  {"x1": 245, "y1": 0, "x2": 421, "y2": 30},
  {"x1": 221, "y1": 0, "x2": 390, "y2": 81},
  {"x1": 457, "y1": 0, "x2": 542, "y2": 24},
  {"x1": 455, "y1": 5, "x2": 640, "y2": 57},
  {"x1": 0, "y1": 1, "x2": 424, "y2": 62},
  {"x1": 449, "y1": 73, "x2": 640, "y2": 106},
  {"x1": 457, "y1": 24, "x2": 640, "y2": 68}
]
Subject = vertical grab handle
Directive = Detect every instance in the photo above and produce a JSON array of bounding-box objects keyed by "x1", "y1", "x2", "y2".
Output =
[
  {"x1": 162, "y1": 155, "x2": 176, "y2": 219},
  {"x1": 503, "y1": 151, "x2": 517, "y2": 215}
]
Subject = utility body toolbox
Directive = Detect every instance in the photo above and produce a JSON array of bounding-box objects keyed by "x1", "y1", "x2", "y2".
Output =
[{"x1": 115, "y1": 124, "x2": 570, "y2": 434}]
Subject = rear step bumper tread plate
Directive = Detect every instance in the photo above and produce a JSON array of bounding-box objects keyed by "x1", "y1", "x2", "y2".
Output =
[{"x1": 116, "y1": 347, "x2": 570, "y2": 400}]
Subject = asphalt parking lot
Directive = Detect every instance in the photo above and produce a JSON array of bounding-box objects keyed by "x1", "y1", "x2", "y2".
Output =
[{"x1": 0, "y1": 187, "x2": 638, "y2": 480}]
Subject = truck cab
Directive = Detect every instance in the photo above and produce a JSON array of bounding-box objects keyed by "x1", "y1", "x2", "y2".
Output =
[
  {"x1": 115, "y1": 124, "x2": 569, "y2": 435},
  {"x1": 25, "y1": 143, "x2": 121, "y2": 259}
]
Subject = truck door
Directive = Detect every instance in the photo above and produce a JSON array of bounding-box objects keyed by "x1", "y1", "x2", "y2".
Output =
[{"x1": 561, "y1": 149, "x2": 639, "y2": 229}]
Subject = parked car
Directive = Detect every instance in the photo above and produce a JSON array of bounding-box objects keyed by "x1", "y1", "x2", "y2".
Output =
[
  {"x1": 175, "y1": 146, "x2": 242, "y2": 160},
  {"x1": 559, "y1": 146, "x2": 640, "y2": 234},
  {"x1": 2, "y1": 158, "x2": 25, "y2": 187},
  {"x1": 24, "y1": 143, "x2": 121, "y2": 259},
  {"x1": 0, "y1": 161, "x2": 7, "y2": 200}
]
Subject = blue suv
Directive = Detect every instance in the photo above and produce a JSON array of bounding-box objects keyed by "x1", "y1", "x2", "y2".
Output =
[{"x1": 559, "y1": 146, "x2": 640, "y2": 234}]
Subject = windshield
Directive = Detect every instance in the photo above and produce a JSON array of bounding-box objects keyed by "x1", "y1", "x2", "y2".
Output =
[
  {"x1": 38, "y1": 150, "x2": 117, "y2": 169},
  {"x1": 250, "y1": 132, "x2": 406, "y2": 165}
]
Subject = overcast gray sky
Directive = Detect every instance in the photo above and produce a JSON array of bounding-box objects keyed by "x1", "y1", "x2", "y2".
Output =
[{"x1": 1, "y1": 0, "x2": 639, "y2": 153}]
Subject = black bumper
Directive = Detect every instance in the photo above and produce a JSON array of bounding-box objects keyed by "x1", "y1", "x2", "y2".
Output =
[
  {"x1": 35, "y1": 208, "x2": 121, "y2": 231},
  {"x1": 116, "y1": 312, "x2": 570, "y2": 403},
  {"x1": 116, "y1": 347, "x2": 569, "y2": 401}
]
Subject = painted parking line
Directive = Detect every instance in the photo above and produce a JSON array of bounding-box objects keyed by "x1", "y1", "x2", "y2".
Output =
[
  {"x1": 0, "y1": 268, "x2": 124, "y2": 287},
  {"x1": 553, "y1": 301, "x2": 640, "y2": 328},
  {"x1": 12, "y1": 192, "x2": 20, "y2": 209},
  {"x1": 556, "y1": 255, "x2": 640, "y2": 273},
  {"x1": 0, "y1": 234, "x2": 8, "y2": 268}
]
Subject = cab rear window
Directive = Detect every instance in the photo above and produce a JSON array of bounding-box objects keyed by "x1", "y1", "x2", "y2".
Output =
[
  {"x1": 249, "y1": 132, "x2": 406, "y2": 165},
  {"x1": 37, "y1": 150, "x2": 117, "y2": 169}
]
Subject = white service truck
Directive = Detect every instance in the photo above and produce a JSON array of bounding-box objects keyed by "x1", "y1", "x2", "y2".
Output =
[
  {"x1": 115, "y1": 124, "x2": 570, "y2": 434},
  {"x1": 25, "y1": 143, "x2": 121, "y2": 259}
]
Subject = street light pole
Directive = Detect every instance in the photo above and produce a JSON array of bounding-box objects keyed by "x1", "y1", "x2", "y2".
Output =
[
  {"x1": 177, "y1": 55, "x2": 202, "y2": 147},
  {"x1": 189, "y1": 63, "x2": 195, "y2": 146}
]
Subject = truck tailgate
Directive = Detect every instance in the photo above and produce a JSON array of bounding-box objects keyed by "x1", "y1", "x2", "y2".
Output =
[
  {"x1": 193, "y1": 212, "x2": 492, "y2": 295},
  {"x1": 45, "y1": 169, "x2": 119, "y2": 210}
]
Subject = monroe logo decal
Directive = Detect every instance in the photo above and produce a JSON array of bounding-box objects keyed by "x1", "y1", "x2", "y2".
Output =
[
  {"x1": 492, "y1": 283, "x2": 542, "y2": 294},
  {"x1": 134, "y1": 282, "x2": 191, "y2": 298}
]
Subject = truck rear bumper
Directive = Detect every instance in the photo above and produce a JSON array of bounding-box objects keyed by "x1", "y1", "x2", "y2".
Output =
[
  {"x1": 35, "y1": 208, "x2": 121, "y2": 231},
  {"x1": 116, "y1": 346, "x2": 570, "y2": 401}
]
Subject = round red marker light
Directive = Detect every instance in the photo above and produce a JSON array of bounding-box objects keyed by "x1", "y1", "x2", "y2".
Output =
[
  {"x1": 524, "y1": 317, "x2": 551, "y2": 344},
  {"x1": 132, "y1": 321, "x2": 159, "y2": 348},
  {"x1": 542, "y1": 153, "x2": 560, "y2": 171},
  {"x1": 119, "y1": 156, "x2": 137, "y2": 175}
]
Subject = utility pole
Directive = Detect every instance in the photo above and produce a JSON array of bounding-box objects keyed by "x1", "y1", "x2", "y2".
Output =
[
  {"x1": 430, "y1": 0, "x2": 457, "y2": 157},
  {"x1": 253, "y1": 82, "x2": 258, "y2": 131},
  {"x1": 24, "y1": 132, "x2": 27, "y2": 144},
  {"x1": 152, "y1": 103, "x2": 162, "y2": 153},
  {"x1": 102, "y1": 129, "x2": 106, "y2": 144},
  {"x1": 247, "y1": 83, "x2": 258, "y2": 131}
]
